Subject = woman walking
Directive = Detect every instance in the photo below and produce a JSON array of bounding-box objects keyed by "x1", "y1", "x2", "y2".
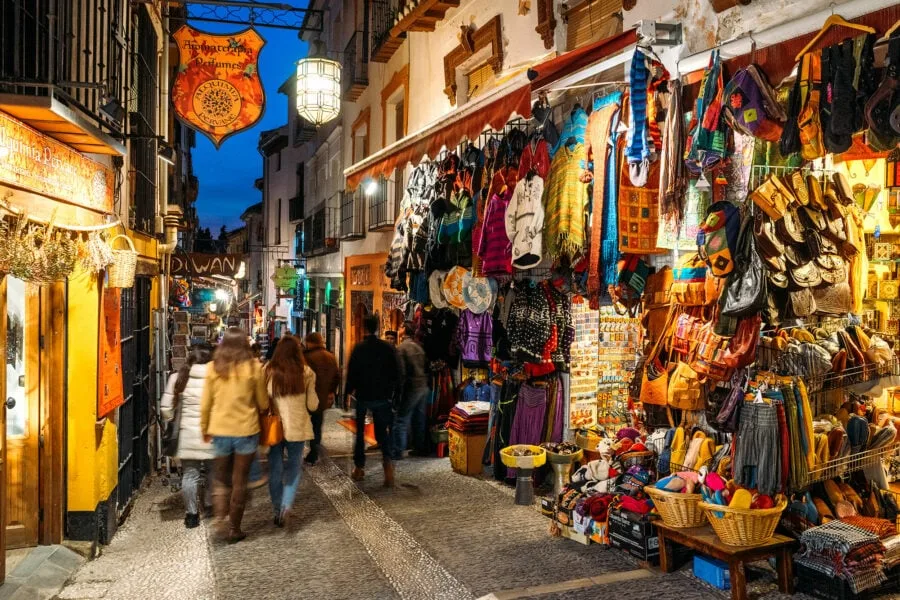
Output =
[
  {"x1": 266, "y1": 336, "x2": 319, "y2": 526},
  {"x1": 160, "y1": 345, "x2": 215, "y2": 529},
  {"x1": 201, "y1": 328, "x2": 269, "y2": 543}
]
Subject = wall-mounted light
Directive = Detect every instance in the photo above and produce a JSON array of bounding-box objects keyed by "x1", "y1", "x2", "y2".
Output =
[
  {"x1": 158, "y1": 144, "x2": 176, "y2": 165},
  {"x1": 295, "y1": 40, "x2": 341, "y2": 126}
]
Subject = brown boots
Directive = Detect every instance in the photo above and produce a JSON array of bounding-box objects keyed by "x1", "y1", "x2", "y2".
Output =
[{"x1": 212, "y1": 452, "x2": 255, "y2": 543}]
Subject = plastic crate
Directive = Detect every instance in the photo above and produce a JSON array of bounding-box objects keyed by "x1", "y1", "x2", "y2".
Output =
[{"x1": 693, "y1": 554, "x2": 730, "y2": 590}]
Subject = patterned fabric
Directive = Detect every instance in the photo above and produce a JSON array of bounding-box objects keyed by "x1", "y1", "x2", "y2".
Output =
[
  {"x1": 478, "y1": 188, "x2": 513, "y2": 276},
  {"x1": 543, "y1": 144, "x2": 588, "y2": 262},
  {"x1": 626, "y1": 49, "x2": 651, "y2": 164},
  {"x1": 550, "y1": 107, "x2": 588, "y2": 158},
  {"x1": 507, "y1": 284, "x2": 551, "y2": 362},
  {"x1": 659, "y1": 80, "x2": 687, "y2": 226},
  {"x1": 455, "y1": 310, "x2": 493, "y2": 366},
  {"x1": 618, "y1": 156, "x2": 663, "y2": 254},
  {"x1": 441, "y1": 266, "x2": 469, "y2": 310},
  {"x1": 841, "y1": 516, "x2": 898, "y2": 540},
  {"x1": 583, "y1": 93, "x2": 622, "y2": 305},
  {"x1": 506, "y1": 176, "x2": 545, "y2": 270}
]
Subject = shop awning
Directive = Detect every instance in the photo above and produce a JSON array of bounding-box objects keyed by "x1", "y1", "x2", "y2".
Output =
[
  {"x1": 345, "y1": 80, "x2": 532, "y2": 190},
  {"x1": 527, "y1": 29, "x2": 637, "y2": 91}
]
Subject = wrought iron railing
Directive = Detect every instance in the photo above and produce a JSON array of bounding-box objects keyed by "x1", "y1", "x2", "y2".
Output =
[
  {"x1": 368, "y1": 0, "x2": 396, "y2": 61},
  {"x1": 0, "y1": 0, "x2": 130, "y2": 134},
  {"x1": 343, "y1": 31, "x2": 369, "y2": 100},
  {"x1": 303, "y1": 197, "x2": 341, "y2": 256},
  {"x1": 341, "y1": 189, "x2": 365, "y2": 239}
]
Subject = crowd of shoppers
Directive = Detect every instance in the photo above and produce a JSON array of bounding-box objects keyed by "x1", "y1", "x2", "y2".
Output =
[{"x1": 160, "y1": 314, "x2": 428, "y2": 544}]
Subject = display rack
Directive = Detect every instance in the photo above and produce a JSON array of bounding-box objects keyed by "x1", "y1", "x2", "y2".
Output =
[{"x1": 802, "y1": 444, "x2": 899, "y2": 487}]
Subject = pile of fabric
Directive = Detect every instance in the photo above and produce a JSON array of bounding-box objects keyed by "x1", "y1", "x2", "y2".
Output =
[
  {"x1": 447, "y1": 401, "x2": 491, "y2": 435},
  {"x1": 796, "y1": 519, "x2": 891, "y2": 594}
]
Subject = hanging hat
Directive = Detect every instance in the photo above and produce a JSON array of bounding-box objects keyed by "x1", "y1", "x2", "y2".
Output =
[
  {"x1": 441, "y1": 266, "x2": 469, "y2": 310},
  {"x1": 428, "y1": 270, "x2": 449, "y2": 309},
  {"x1": 463, "y1": 274, "x2": 495, "y2": 314}
]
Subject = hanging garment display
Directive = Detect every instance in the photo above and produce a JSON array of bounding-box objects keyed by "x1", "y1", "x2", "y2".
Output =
[
  {"x1": 618, "y1": 151, "x2": 663, "y2": 254},
  {"x1": 543, "y1": 143, "x2": 589, "y2": 262},
  {"x1": 506, "y1": 175, "x2": 545, "y2": 270}
]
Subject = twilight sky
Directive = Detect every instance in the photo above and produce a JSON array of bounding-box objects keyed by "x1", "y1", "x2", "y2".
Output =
[{"x1": 189, "y1": 15, "x2": 309, "y2": 233}]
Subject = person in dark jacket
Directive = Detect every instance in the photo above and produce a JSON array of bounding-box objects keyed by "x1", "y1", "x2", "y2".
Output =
[
  {"x1": 302, "y1": 332, "x2": 340, "y2": 465},
  {"x1": 345, "y1": 315, "x2": 400, "y2": 486},
  {"x1": 392, "y1": 321, "x2": 429, "y2": 460}
]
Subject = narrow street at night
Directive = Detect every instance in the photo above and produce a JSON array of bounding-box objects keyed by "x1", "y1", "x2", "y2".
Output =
[{"x1": 54, "y1": 410, "x2": 801, "y2": 600}]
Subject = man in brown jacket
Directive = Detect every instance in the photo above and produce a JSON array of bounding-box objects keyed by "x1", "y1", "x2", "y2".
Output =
[{"x1": 303, "y1": 332, "x2": 340, "y2": 465}]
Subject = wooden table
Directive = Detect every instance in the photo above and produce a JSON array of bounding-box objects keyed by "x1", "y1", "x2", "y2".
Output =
[{"x1": 655, "y1": 522, "x2": 796, "y2": 600}]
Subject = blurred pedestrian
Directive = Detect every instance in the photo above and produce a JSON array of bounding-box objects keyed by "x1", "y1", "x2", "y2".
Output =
[
  {"x1": 345, "y1": 315, "x2": 400, "y2": 486},
  {"x1": 303, "y1": 332, "x2": 339, "y2": 465},
  {"x1": 201, "y1": 328, "x2": 268, "y2": 543},
  {"x1": 265, "y1": 337, "x2": 279, "y2": 361},
  {"x1": 160, "y1": 344, "x2": 215, "y2": 528},
  {"x1": 384, "y1": 330, "x2": 397, "y2": 345},
  {"x1": 392, "y1": 321, "x2": 429, "y2": 460},
  {"x1": 265, "y1": 336, "x2": 318, "y2": 526}
]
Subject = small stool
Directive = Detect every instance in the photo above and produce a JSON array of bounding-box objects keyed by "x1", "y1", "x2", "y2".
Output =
[{"x1": 500, "y1": 445, "x2": 547, "y2": 506}]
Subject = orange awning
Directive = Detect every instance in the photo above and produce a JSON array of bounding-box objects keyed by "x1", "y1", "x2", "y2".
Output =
[
  {"x1": 345, "y1": 83, "x2": 532, "y2": 190},
  {"x1": 527, "y1": 29, "x2": 637, "y2": 90}
]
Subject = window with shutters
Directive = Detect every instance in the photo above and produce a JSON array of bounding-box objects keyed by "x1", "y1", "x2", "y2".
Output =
[
  {"x1": 466, "y1": 62, "x2": 495, "y2": 101},
  {"x1": 565, "y1": 0, "x2": 623, "y2": 51}
]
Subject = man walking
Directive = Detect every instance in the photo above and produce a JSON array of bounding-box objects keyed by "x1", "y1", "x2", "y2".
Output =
[
  {"x1": 303, "y1": 332, "x2": 340, "y2": 465},
  {"x1": 345, "y1": 315, "x2": 401, "y2": 486},
  {"x1": 392, "y1": 321, "x2": 429, "y2": 460}
]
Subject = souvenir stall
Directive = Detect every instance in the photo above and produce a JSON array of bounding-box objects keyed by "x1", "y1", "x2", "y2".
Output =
[{"x1": 375, "y1": 4, "x2": 900, "y2": 598}]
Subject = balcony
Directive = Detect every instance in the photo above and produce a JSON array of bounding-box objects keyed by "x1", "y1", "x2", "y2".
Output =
[
  {"x1": 369, "y1": 0, "x2": 403, "y2": 63},
  {"x1": 367, "y1": 175, "x2": 400, "y2": 232},
  {"x1": 301, "y1": 197, "x2": 341, "y2": 257},
  {"x1": 392, "y1": 0, "x2": 460, "y2": 34},
  {"x1": 289, "y1": 193, "x2": 304, "y2": 222},
  {"x1": 0, "y1": 0, "x2": 127, "y2": 155},
  {"x1": 340, "y1": 189, "x2": 365, "y2": 240},
  {"x1": 343, "y1": 32, "x2": 369, "y2": 102}
]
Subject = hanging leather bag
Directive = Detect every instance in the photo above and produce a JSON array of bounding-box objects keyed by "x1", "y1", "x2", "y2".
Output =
[
  {"x1": 640, "y1": 305, "x2": 676, "y2": 406},
  {"x1": 720, "y1": 216, "x2": 767, "y2": 317}
]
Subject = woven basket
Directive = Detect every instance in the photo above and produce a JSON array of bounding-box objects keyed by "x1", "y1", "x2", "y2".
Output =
[
  {"x1": 621, "y1": 450, "x2": 655, "y2": 469},
  {"x1": 699, "y1": 499, "x2": 787, "y2": 546},
  {"x1": 645, "y1": 486, "x2": 707, "y2": 528},
  {"x1": 107, "y1": 234, "x2": 137, "y2": 288}
]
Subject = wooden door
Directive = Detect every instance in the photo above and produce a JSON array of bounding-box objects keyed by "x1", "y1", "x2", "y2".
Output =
[{"x1": 4, "y1": 277, "x2": 40, "y2": 548}]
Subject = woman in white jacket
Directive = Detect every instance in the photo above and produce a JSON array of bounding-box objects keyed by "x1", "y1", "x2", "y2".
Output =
[
  {"x1": 265, "y1": 336, "x2": 318, "y2": 526},
  {"x1": 160, "y1": 345, "x2": 216, "y2": 528}
]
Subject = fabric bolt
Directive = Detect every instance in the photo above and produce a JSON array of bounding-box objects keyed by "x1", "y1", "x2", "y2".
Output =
[
  {"x1": 543, "y1": 144, "x2": 589, "y2": 261},
  {"x1": 550, "y1": 106, "x2": 588, "y2": 158},
  {"x1": 478, "y1": 187, "x2": 513, "y2": 275},
  {"x1": 455, "y1": 310, "x2": 493, "y2": 366},
  {"x1": 508, "y1": 383, "x2": 549, "y2": 477},
  {"x1": 506, "y1": 175, "x2": 545, "y2": 270},
  {"x1": 517, "y1": 138, "x2": 551, "y2": 181},
  {"x1": 733, "y1": 401, "x2": 781, "y2": 496},
  {"x1": 583, "y1": 95, "x2": 622, "y2": 304}
]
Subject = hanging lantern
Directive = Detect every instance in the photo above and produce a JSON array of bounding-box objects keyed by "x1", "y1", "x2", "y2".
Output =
[{"x1": 295, "y1": 57, "x2": 341, "y2": 126}]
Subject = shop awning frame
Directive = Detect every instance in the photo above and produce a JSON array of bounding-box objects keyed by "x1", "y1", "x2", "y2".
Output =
[
  {"x1": 344, "y1": 75, "x2": 532, "y2": 190},
  {"x1": 527, "y1": 29, "x2": 638, "y2": 92}
]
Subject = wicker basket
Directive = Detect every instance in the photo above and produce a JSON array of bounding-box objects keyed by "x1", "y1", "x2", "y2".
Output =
[
  {"x1": 699, "y1": 499, "x2": 787, "y2": 547},
  {"x1": 645, "y1": 486, "x2": 707, "y2": 528},
  {"x1": 107, "y1": 234, "x2": 137, "y2": 288}
]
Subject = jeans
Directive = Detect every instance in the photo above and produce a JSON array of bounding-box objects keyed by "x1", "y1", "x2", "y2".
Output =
[
  {"x1": 268, "y1": 441, "x2": 305, "y2": 513},
  {"x1": 392, "y1": 389, "x2": 429, "y2": 460},
  {"x1": 181, "y1": 459, "x2": 213, "y2": 515},
  {"x1": 307, "y1": 412, "x2": 324, "y2": 461},
  {"x1": 354, "y1": 399, "x2": 393, "y2": 469},
  {"x1": 212, "y1": 435, "x2": 260, "y2": 456},
  {"x1": 249, "y1": 455, "x2": 263, "y2": 482}
]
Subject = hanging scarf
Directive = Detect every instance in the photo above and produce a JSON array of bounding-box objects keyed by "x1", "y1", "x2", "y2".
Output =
[
  {"x1": 543, "y1": 144, "x2": 588, "y2": 261},
  {"x1": 625, "y1": 49, "x2": 651, "y2": 166},
  {"x1": 602, "y1": 116, "x2": 623, "y2": 292},
  {"x1": 659, "y1": 79, "x2": 687, "y2": 227},
  {"x1": 585, "y1": 93, "x2": 622, "y2": 304}
]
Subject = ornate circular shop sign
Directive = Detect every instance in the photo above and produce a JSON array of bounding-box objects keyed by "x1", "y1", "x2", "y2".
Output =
[{"x1": 193, "y1": 80, "x2": 243, "y2": 127}]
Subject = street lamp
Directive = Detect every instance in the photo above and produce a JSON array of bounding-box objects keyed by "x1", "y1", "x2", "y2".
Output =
[{"x1": 295, "y1": 41, "x2": 341, "y2": 126}]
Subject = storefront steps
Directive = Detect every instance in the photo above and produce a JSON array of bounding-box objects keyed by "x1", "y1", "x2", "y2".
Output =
[{"x1": 0, "y1": 545, "x2": 84, "y2": 600}]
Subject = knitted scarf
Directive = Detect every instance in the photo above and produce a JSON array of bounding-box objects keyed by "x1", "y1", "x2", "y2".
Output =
[{"x1": 585, "y1": 95, "x2": 621, "y2": 303}]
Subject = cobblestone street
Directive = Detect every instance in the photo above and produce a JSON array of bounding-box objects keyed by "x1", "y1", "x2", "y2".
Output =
[{"x1": 56, "y1": 412, "x2": 812, "y2": 600}]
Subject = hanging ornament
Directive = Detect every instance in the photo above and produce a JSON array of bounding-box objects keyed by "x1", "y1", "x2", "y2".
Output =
[{"x1": 81, "y1": 232, "x2": 115, "y2": 273}]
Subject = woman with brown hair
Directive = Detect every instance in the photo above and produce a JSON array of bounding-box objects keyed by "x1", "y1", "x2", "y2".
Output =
[
  {"x1": 265, "y1": 336, "x2": 318, "y2": 526},
  {"x1": 200, "y1": 327, "x2": 268, "y2": 543}
]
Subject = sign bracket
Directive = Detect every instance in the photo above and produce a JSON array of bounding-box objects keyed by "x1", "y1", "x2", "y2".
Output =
[{"x1": 157, "y1": 1, "x2": 324, "y2": 33}]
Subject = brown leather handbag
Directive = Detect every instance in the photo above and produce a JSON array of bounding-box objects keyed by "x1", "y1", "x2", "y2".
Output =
[
  {"x1": 776, "y1": 206, "x2": 806, "y2": 244},
  {"x1": 751, "y1": 175, "x2": 791, "y2": 220},
  {"x1": 791, "y1": 170, "x2": 809, "y2": 206},
  {"x1": 800, "y1": 206, "x2": 827, "y2": 231},
  {"x1": 807, "y1": 175, "x2": 828, "y2": 210},
  {"x1": 790, "y1": 288, "x2": 817, "y2": 317},
  {"x1": 816, "y1": 254, "x2": 847, "y2": 284},
  {"x1": 259, "y1": 405, "x2": 284, "y2": 447},
  {"x1": 789, "y1": 261, "x2": 823, "y2": 288}
]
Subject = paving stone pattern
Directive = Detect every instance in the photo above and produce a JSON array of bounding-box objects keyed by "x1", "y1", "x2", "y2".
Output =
[{"x1": 53, "y1": 410, "x2": 873, "y2": 600}]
